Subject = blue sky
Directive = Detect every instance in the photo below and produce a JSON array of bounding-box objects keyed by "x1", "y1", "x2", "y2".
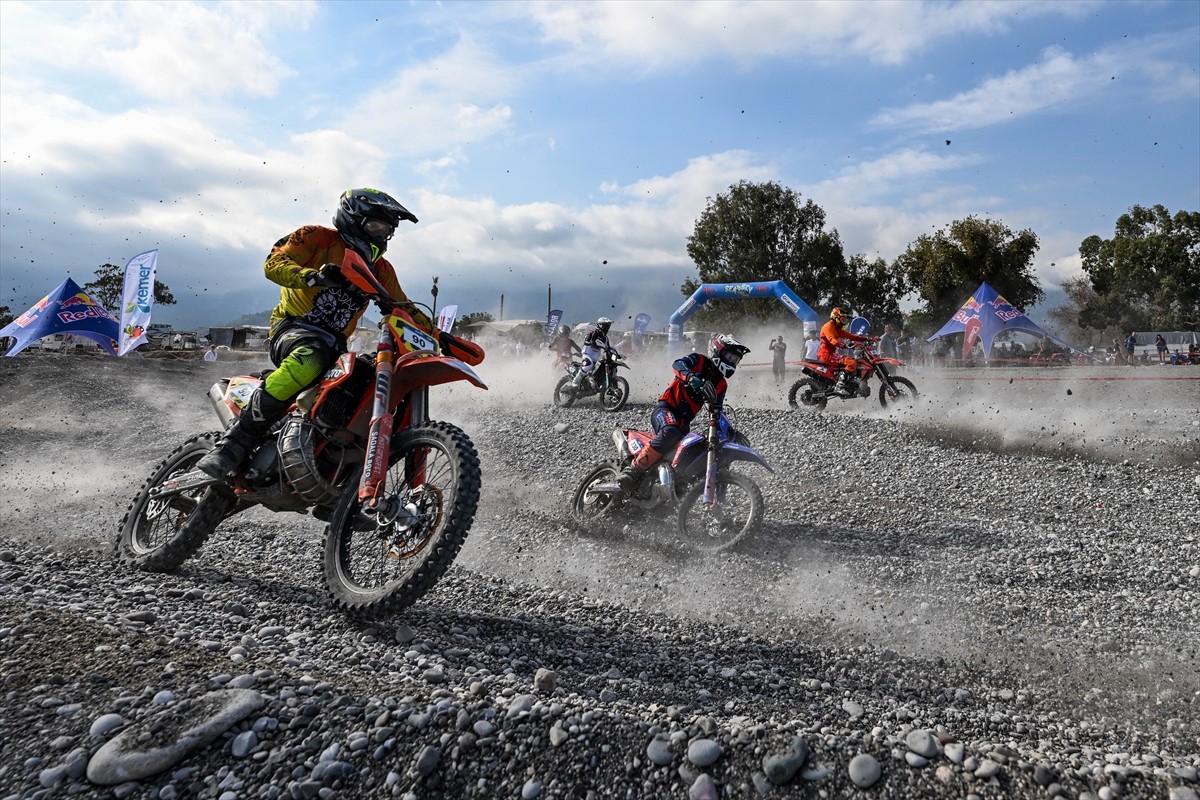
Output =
[{"x1": 1, "y1": 0, "x2": 1197, "y2": 331}]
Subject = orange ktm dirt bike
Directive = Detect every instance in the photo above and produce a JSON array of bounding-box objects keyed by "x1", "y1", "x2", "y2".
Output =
[
  {"x1": 788, "y1": 342, "x2": 918, "y2": 412},
  {"x1": 114, "y1": 250, "x2": 487, "y2": 616}
]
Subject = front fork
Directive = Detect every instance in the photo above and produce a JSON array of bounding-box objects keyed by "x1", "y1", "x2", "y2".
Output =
[
  {"x1": 359, "y1": 344, "x2": 430, "y2": 514},
  {"x1": 702, "y1": 415, "x2": 719, "y2": 506}
]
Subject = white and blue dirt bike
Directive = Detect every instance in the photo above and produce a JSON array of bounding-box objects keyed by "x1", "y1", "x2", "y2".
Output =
[
  {"x1": 553, "y1": 347, "x2": 630, "y2": 412},
  {"x1": 571, "y1": 399, "x2": 772, "y2": 552}
]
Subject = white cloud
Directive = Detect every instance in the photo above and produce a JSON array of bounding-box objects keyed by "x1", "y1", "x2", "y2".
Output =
[
  {"x1": 0, "y1": 1, "x2": 312, "y2": 101},
  {"x1": 873, "y1": 33, "x2": 1200, "y2": 133},
  {"x1": 349, "y1": 35, "x2": 516, "y2": 162},
  {"x1": 526, "y1": 0, "x2": 1090, "y2": 69}
]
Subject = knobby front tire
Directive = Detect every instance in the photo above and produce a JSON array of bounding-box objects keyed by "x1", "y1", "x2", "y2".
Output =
[
  {"x1": 878, "y1": 376, "x2": 919, "y2": 409},
  {"x1": 114, "y1": 433, "x2": 236, "y2": 572},
  {"x1": 676, "y1": 471, "x2": 764, "y2": 553},
  {"x1": 323, "y1": 421, "x2": 481, "y2": 617}
]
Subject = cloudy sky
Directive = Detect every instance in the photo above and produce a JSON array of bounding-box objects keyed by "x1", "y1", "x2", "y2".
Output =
[{"x1": 1, "y1": 0, "x2": 1197, "y2": 331}]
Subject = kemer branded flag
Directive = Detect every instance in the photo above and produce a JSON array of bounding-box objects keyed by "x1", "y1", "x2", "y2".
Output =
[
  {"x1": 437, "y1": 304, "x2": 459, "y2": 333},
  {"x1": 544, "y1": 309, "x2": 563, "y2": 337},
  {"x1": 118, "y1": 249, "x2": 158, "y2": 355}
]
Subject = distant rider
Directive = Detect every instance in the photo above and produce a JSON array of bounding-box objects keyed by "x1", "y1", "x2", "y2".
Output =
[
  {"x1": 549, "y1": 325, "x2": 581, "y2": 369},
  {"x1": 617, "y1": 334, "x2": 750, "y2": 491},
  {"x1": 197, "y1": 188, "x2": 435, "y2": 480},
  {"x1": 818, "y1": 307, "x2": 873, "y2": 397},
  {"x1": 572, "y1": 317, "x2": 618, "y2": 387}
]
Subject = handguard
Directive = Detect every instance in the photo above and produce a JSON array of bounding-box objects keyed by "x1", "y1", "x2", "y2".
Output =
[{"x1": 438, "y1": 330, "x2": 485, "y2": 366}]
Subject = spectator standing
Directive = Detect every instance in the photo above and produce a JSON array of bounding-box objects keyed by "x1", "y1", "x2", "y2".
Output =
[
  {"x1": 1155, "y1": 334, "x2": 1167, "y2": 364},
  {"x1": 768, "y1": 335, "x2": 787, "y2": 384},
  {"x1": 1125, "y1": 331, "x2": 1137, "y2": 366},
  {"x1": 879, "y1": 324, "x2": 898, "y2": 360},
  {"x1": 803, "y1": 330, "x2": 820, "y2": 360},
  {"x1": 203, "y1": 345, "x2": 218, "y2": 362}
]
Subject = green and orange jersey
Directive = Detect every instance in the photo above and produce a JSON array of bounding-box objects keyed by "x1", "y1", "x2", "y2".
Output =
[{"x1": 265, "y1": 225, "x2": 414, "y2": 337}]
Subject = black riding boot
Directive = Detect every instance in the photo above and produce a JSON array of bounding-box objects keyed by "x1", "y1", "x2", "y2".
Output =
[{"x1": 196, "y1": 389, "x2": 291, "y2": 478}]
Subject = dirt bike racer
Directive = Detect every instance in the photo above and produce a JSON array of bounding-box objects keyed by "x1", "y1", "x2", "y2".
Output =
[
  {"x1": 198, "y1": 187, "x2": 434, "y2": 480},
  {"x1": 616, "y1": 334, "x2": 750, "y2": 491},
  {"x1": 817, "y1": 307, "x2": 874, "y2": 397},
  {"x1": 549, "y1": 325, "x2": 582, "y2": 364},
  {"x1": 573, "y1": 317, "x2": 620, "y2": 387}
]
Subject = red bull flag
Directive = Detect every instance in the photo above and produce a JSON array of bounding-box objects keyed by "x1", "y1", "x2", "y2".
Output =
[
  {"x1": 0, "y1": 277, "x2": 120, "y2": 357},
  {"x1": 927, "y1": 281, "x2": 1091, "y2": 360},
  {"x1": 118, "y1": 249, "x2": 158, "y2": 356}
]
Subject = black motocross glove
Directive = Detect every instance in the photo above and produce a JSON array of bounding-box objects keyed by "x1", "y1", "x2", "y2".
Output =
[{"x1": 305, "y1": 262, "x2": 348, "y2": 289}]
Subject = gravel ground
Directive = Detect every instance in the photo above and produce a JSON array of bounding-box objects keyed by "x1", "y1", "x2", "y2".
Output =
[{"x1": 0, "y1": 350, "x2": 1198, "y2": 800}]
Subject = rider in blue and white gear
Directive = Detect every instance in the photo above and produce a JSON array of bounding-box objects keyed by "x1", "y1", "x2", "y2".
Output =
[{"x1": 573, "y1": 317, "x2": 616, "y2": 387}]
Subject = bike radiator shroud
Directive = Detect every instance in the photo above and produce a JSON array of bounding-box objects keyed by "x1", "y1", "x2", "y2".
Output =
[{"x1": 282, "y1": 357, "x2": 377, "y2": 506}]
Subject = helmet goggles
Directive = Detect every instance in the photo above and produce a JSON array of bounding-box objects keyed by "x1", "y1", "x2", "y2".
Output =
[{"x1": 362, "y1": 217, "x2": 397, "y2": 239}]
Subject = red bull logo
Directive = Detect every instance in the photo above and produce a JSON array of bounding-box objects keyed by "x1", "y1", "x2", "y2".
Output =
[
  {"x1": 59, "y1": 292, "x2": 101, "y2": 309},
  {"x1": 963, "y1": 297, "x2": 981, "y2": 311},
  {"x1": 57, "y1": 306, "x2": 117, "y2": 324}
]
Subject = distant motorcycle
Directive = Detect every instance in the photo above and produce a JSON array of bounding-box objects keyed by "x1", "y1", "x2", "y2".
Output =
[
  {"x1": 571, "y1": 396, "x2": 772, "y2": 552},
  {"x1": 114, "y1": 249, "x2": 488, "y2": 617},
  {"x1": 788, "y1": 343, "x2": 917, "y2": 411},
  {"x1": 553, "y1": 347, "x2": 630, "y2": 412}
]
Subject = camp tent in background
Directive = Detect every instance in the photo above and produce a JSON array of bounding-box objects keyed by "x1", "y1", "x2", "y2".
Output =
[
  {"x1": 927, "y1": 281, "x2": 1090, "y2": 360},
  {"x1": 0, "y1": 278, "x2": 120, "y2": 357}
]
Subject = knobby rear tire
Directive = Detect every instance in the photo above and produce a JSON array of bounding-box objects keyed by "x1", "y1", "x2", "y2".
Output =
[
  {"x1": 787, "y1": 378, "x2": 827, "y2": 412},
  {"x1": 323, "y1": 421, "x2": 481, "y2": 617},
  {"x1": 114, "y1": 433, "x2": 236, "y2": 572},
  {"x1": 553, "y1": 375, "x2": 579, "y2": 408},
  {"x1": 571, "y1": 461, "x2": 624, "y2": 524}
]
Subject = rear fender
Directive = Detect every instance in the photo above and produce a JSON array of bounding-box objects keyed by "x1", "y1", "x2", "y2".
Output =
[
  {"x1": 219, "y1": 375, "x2": 264, "y2": 419},
  {"x1": 621, "y1": 430, "x2": 654, "y2": 456},
  {"x1": 801, "y1": 363, "x2": 834, "y2": 381}
]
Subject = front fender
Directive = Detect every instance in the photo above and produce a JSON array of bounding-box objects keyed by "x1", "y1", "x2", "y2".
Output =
[
  {"x1": 719, "y1": 442, "x2": 774, "y2": 473},
  {"x1": 392, "y1": 353, "x2": 488, "y2": 395}
]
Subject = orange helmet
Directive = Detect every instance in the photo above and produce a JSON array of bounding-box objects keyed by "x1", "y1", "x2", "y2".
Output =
[{"x1": 831, "y1": 307, "x2": 848, "y2": 325}]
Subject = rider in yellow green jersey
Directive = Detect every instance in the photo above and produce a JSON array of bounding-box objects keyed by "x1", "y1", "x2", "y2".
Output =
[{"x1": 197, "y1": 188, "x2": 427, "y2": 479}]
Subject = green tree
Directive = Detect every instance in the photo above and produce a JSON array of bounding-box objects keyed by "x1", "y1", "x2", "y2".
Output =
[
  {"x1": 1045, "y1": 276, "x2": 1120, "y2": 349},
  {"x1": 453, "y1": 311, "x2": 493, "y2": 337},
  {"x1": 894, "y1": 216, "x2": 1042, "y2": 325},
  {"x1": 82, "y1": 263, "x2": 176, "y2": 313},
  {"x1": 683, "y1": 181, "x2": 848, "y2": 330},
  {"x1": 1078, "y1": 204, "x2": 1200, "y2": 331},
  {"x1": 0, "y1": 305, "x2": 13, "y2": 328},
  {"x1": 835, "y1": 254, "x2": 905, "y2": 329}
]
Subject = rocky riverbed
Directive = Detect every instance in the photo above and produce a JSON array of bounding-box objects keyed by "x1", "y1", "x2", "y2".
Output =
[{"x1": 1, "y1": 352, "x2": 1198, "y2": 800}]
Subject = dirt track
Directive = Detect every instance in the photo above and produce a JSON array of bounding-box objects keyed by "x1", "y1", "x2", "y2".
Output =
[{"x1": 0, "y1": 350, "x2": 1197, "y2": 799}]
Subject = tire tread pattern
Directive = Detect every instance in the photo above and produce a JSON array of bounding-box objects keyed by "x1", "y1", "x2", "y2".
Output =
[
  {"x1": 114, "y1": 433, "x2": 235, "y2": 572},
  {"x1": 324, "y1": 421, "x2": 481, "y2": 617}
]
